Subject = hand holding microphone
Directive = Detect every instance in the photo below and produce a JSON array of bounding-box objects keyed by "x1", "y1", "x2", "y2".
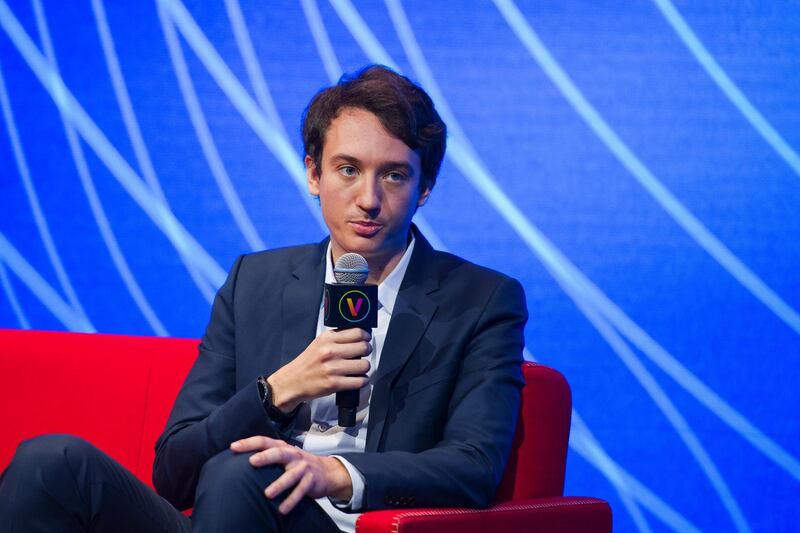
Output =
[{"x1": 266, "y1": 253, "x2": 377, "y2": 426}]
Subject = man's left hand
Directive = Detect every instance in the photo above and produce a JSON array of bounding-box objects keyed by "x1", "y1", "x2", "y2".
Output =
[{"x1": 230, "y1": 436, "x2": 353, "y2": 514}]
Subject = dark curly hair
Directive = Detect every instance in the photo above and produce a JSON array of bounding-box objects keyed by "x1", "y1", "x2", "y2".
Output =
[{"x1": 302, "y1": 65, "x2": 447, "y2": 190}]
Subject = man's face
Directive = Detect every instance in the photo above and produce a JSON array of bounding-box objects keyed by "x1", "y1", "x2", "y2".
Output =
[{"x1": 306, "y1": 107, "x2": 431, "y2": 267}]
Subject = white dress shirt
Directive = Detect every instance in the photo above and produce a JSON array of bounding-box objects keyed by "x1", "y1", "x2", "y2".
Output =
[{"x1": 289, "y1": 235, "x2": 416, "y2": 532}]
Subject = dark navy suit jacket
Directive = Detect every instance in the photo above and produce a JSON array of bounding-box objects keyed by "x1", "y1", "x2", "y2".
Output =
[{"x1": 153, "y1": 228, "x2": 527, "y2": 512}]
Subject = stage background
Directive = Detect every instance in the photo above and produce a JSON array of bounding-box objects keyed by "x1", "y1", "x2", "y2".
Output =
[{"x1": 1, "y1": 1, "x2": 798, "y2": 530}]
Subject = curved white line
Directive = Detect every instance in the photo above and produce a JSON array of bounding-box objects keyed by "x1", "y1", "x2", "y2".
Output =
[
  {"x1": 570, "y1": 412, "x2": 700, "y2": 532},
  {"x1": 329, "y1": 0, "x2": 396, "y2": 68},
  {"x1": 332, "y1": 0, "x2": 800, "y2": 486},
  {"x1": 0, "y1": 58, "x2": 94, "y2": 333},
  {"x1": 653, "y1": 0, "x2": 800, "y2": 178},
  {"x1": 224, "y1": 0, "x2": 286, "y2": 136},
  {"x1": 409, "y1": 215, "x2": 447, "y2": 254},
  {"x1": 301, "y1": 0, "x2": 343, "y2": 83},
  {"x1": 157, "y1": 1, "x2": 266, "y2": 252},
  {"x1": 90, "y1": 0, "x2": 167, "y2": 203},
  {"x1": 158, "y1": 0, "x2": 327, "y2": 232},
  {"x1": 569, "y1": 417, "x2": 653, "y2": 533},
  {"x1": 493, "y1": 0, "x2": 800, "y2": 336},
  {"x1": 565, "y1": 286, "x2": 749, "y2": 531},
  {"x1": 0, "y1": 2, "x2": 227, "y2": 293},
  {"x1": 90, "y1": 0, "x2": 216, "y2": 303},
  {"x1": 32, "y1": 0, "x2": 168, "y2": 336},
  {"x1": 300, "y1": 0, "x2": 342, "y2": 84},
  {"x1": 0, "y1": 258, "x2": 30, "y2": 329},
  {"x1": 0, "y1": 233, "x2": 90, "y2": 331}
]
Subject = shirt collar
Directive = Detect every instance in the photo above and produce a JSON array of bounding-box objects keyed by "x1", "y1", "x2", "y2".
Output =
[{"x1": 324, "y1": 233, "x2": 416, "y2": 316}]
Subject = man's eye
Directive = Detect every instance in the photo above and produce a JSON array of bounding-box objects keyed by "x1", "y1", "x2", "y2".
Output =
[
  {"x1": 385, "y1": 171, "x2": 407, "y2": 182},
  {"x1": 339, "y1": 166, "x2": 357, "y2": 177}
]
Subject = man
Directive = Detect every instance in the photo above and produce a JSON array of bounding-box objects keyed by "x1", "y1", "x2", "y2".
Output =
[{"x1": 0, "y1": 65, "x2": 526, "y2": 532}]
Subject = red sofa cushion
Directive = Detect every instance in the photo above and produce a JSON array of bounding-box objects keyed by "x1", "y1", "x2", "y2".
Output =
[
  {"x1": 355, "y1": 497, "x2": 612, "y2": 532},
  {"x1": 0, "y1": 329, "x2": 196, "y2": 486}
]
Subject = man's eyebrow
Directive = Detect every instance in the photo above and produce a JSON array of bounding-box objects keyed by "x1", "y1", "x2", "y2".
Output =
[{"x1": 329, "y1": 153, "x2": 361, "y2": 165}]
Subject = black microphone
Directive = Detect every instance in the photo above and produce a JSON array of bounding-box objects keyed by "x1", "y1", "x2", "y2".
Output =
[{"x1": 324, "y1": 253, "x2": 378, "y2": 427}]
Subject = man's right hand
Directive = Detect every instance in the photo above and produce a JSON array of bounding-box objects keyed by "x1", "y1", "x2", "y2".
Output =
[{"x1": 267, "y1": 329, "x2": 372, "y2": 413}]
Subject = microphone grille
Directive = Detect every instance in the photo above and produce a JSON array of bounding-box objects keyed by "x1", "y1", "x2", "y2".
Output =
[{"x1": 334, "y1": 253, "x2": 369, "y2": 284}]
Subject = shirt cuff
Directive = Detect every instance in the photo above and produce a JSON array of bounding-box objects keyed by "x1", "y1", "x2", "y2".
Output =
[{"x1": 328, "y1": 455, "x2": 365, "y2": 511}]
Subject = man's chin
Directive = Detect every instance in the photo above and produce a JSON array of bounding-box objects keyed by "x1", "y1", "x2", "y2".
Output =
[{"x1": 343, "y1": 239, "x2": 382, "y2": 258}]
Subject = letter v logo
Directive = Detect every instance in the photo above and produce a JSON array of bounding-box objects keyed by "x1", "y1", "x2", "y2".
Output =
[{"x1": 346, "y1": 297, "x2": 363, "y2": 317}]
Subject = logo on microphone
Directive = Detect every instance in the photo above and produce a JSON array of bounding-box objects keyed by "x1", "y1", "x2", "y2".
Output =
[{"x1": 338, "y1": 290, "x2": 371, "y2": 323}]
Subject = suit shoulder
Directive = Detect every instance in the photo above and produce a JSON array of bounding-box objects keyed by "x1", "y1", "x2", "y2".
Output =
[
  {"x1": 237, "y1": 242, "x2": 321, "y2": 270},
  {"x1": 432, "y1": 249, "x2": 520, "y2": 288},
  {"x1": 429, "y1": 250, "x2": 526, "y2": 313},
  {"x1": 223, "y1": 242, "x2": 322, "y2": 293}
]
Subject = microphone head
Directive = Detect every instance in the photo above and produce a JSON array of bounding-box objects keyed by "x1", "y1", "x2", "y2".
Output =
[{"x1": 334, "y1": 253, "x2": 369, "y2": 284}]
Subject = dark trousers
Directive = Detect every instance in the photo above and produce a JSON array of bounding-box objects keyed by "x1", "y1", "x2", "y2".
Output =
[{"x1": 0, "y1": 434, "x2": 342, "y2": 532}]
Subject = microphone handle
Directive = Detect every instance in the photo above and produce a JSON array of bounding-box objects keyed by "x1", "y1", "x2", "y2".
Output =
[
  {"x1": 336, "y1": 389, "x2": 359, "y2": 427},
  {"x1": 335, "y1": 325, "x2": 370, "y2": 427}
]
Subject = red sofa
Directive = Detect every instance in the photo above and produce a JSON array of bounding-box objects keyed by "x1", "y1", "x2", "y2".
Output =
[{"x1": 0, "y1": 329, "x2": 611, "y2": 531}]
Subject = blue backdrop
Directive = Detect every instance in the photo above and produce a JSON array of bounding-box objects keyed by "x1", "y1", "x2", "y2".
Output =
[{"x1": 1, "y1": 1, "x2": 798, "y2": 530}]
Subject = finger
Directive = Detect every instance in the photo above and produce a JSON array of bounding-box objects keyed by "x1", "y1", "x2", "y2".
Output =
[
  {"x1": 264, "y1": 462, "x2": 305, "y2": 500},
  {"x1": 230, "y1": 435, "x2": 280, "y2": 452},
  {"x1": 279, "y1": 471, "x2": 315, "y2": 515},
  {"x1": 335, "y1": 375, "x2": 370, "y2": 390},
  {"x1": 331, "y1": 358, "x2": 371, "y2": 375},
  {"x1": 336, "y1": 340, "x2": 372, "y2": 359},
  {"x1": 332, "y1": 328, "x2": 371, "y2": 343},
  {"x1": 250, "y1": 445, "x2": 298, "y2": 467}
]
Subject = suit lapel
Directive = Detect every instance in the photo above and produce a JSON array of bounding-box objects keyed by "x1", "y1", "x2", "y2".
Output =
[
  {"x1": 279, "y1": 240, "x2": 328, "y2": 368},
  {"x1": 367, "y1": 228, "x2": 439, "y2": 452}
]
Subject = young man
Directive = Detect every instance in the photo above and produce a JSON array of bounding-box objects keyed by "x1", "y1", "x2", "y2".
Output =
[{"x1": 0, "y1": 65, "x2": 526, "y2": 533}]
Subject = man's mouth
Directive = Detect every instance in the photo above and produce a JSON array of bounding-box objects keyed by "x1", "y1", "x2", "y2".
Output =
[{"x1": 349, "y1": 220, "x2": 382, "y2": 237}]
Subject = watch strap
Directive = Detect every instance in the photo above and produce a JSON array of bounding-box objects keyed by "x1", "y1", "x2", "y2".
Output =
[{"x1": 257, "y1": 375, "x2": 299, "y2": 424}]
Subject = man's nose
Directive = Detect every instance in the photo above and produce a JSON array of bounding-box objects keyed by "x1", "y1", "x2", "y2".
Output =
[{"x1": 355, "y1": 177, "x2": 381, "y2": 212}]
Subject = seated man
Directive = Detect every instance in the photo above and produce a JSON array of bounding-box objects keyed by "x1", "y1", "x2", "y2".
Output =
[{"x1": 0, "y1": 65, "x2": 527, "y2": 533}]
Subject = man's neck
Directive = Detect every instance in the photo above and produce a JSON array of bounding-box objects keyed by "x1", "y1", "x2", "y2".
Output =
[
  {"x1": 330, "y1": 234, "x2": 412, "y2": 285},
  {"x1": 362, "y1": 249, "x2": 405, "y2": 285}
]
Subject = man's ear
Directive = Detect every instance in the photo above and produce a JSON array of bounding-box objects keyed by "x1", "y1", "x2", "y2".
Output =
[
  {"x1": 305, "y1": 155, "x2": 320, "y2": 196},
  {"x1": 417, "y1": 180, "x2": 433, "y2": 207}
]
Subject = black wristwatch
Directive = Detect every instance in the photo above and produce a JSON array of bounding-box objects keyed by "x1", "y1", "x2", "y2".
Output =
[{"x1": 256, "y1": 375, "x2": 298, "y2": 424}]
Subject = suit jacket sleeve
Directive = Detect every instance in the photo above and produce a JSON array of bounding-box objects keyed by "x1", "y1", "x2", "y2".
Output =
[
  {"x1": 340, "y1": 276, "x2": 527, "y2": 510},
  {"x1": 152, "y1": 255, "x2": 282, "y2": 510}
]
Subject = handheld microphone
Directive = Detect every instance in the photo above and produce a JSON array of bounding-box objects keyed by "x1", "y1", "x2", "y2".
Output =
[{"x1": 324, "y1": 253, "x2": 378, "y2": 427}]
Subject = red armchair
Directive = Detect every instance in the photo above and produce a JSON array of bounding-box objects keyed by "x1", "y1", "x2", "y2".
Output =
[{"x1": 0, "y1": 329, "x2": 610, "y2": 531}]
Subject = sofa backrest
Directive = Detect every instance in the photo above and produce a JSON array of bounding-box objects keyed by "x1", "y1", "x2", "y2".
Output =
[
  {"x1": 495, "y1": 362, "x2": 572, "y2": 502},
  {"x1": 0, "y1": 329, "x2": 196, "y2": 487},
  {"x1": 0, "y1": 330, "x2": 572, "y2": 500}
]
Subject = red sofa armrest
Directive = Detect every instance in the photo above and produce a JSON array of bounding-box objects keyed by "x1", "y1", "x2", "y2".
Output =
[{"x1": 355, "y1": 496, "x2": 612, "y2": 533}]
